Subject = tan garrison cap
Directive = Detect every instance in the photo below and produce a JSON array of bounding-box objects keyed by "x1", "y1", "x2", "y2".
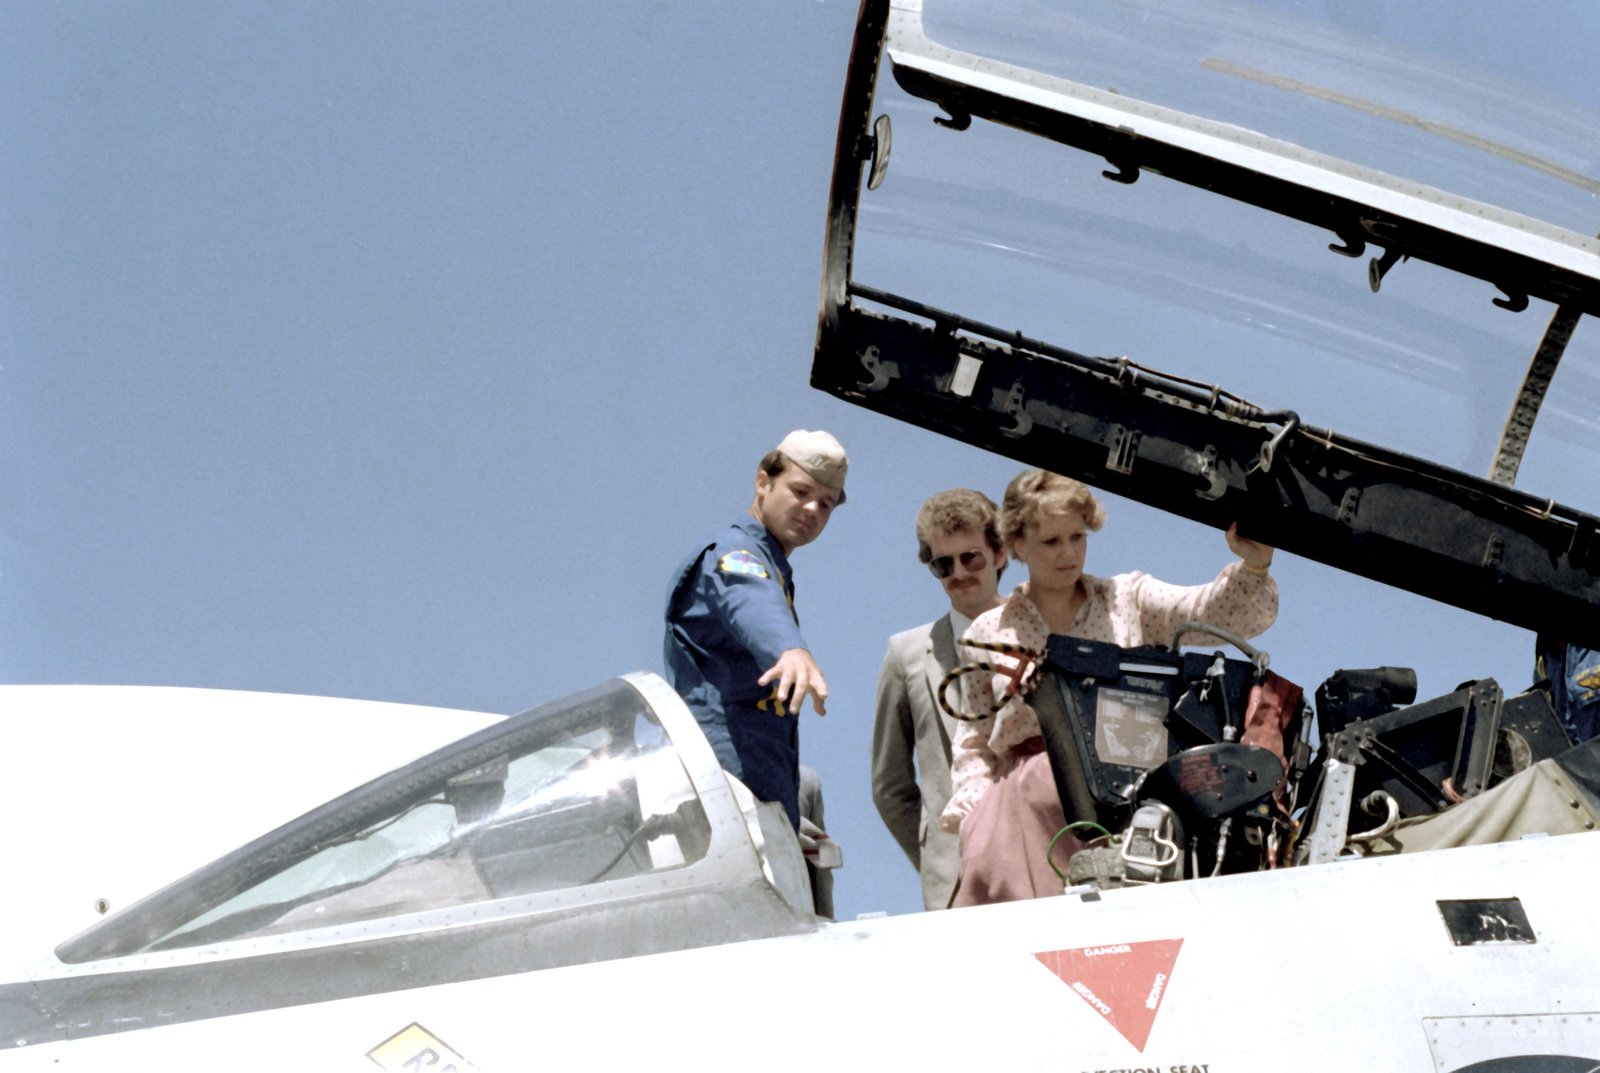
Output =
[{"x1": 776, "y1": 429, "x2": 848, "y2": 503}]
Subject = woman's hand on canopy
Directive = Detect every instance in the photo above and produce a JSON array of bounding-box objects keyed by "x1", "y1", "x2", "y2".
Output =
[{"x1": 1226, "y1": 522, "x2": 1274, "y2": 572}]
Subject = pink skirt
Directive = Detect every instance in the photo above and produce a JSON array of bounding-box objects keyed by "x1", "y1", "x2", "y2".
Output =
[{"x1": 953, "y1": 749, "x2": 1085, "y2": 907}]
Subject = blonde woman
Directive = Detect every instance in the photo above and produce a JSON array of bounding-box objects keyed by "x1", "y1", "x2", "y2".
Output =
[{"x1": 940, "y1": 470, "x2": 1278, "y2": 906}]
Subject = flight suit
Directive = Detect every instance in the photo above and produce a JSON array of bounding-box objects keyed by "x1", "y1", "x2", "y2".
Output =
[
  {"x1": 664, "y1": 515, "x2": 809, "y2": 827},
  {"x1": 1535, "y1": 634, "x2": 1600, "y2": 744}
]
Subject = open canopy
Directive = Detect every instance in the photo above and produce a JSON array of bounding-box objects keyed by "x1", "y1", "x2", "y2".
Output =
[{"x1": 813, "y1": 0, "x2": 1600, "y2": 645}]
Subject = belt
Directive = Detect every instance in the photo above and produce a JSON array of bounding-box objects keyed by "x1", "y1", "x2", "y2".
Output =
[{"x1": 1012, "y1": 735, "x2": 1046, "y2": 757}]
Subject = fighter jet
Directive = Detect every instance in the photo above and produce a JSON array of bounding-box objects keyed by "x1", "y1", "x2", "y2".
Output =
[{"x1": 4, "y1": 1, "x2": 1598, "y2": 1069}]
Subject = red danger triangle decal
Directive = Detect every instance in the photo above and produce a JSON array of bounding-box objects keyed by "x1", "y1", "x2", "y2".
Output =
[{"x1": 1033, "y1": 938, "x2": 1183, "y2": 1052}]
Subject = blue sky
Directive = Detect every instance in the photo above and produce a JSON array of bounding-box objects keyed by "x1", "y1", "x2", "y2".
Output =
[{"x1": 4, "y1": 1, "x2": 1596, "y2": 920}]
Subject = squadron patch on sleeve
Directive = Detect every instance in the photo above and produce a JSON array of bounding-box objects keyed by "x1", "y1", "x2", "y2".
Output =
[{"x1": 718, "y1": 550, "x2": 770, "y2": 578}]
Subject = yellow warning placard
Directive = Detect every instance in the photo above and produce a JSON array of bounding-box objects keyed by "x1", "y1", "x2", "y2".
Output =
[{"x1": 367, "y1": 1022, "x2": 478, "y2": 1072}]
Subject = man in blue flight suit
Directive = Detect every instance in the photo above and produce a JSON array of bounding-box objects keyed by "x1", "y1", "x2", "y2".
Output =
[
  {"x1": 663, "y1": 429, "x2": 847, "y2": 829},
  {"x1": 1534, "y1": 633, "x2": 1600, "y2": 744}
]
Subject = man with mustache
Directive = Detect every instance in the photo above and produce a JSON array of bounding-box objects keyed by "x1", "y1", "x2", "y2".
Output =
[{"x1": 871, "y1": 488, "x2": 1006, "y2": 909}]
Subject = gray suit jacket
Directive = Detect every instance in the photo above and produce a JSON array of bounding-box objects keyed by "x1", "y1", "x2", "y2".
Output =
[
  {"x1": 871, "y1": 614, "x2": 963, "y2": 910},
  {"x1": 798, "y1": 764, "x2": 833, "y2": 919}
]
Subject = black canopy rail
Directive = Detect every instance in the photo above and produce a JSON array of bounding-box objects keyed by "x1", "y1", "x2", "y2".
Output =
[
  {"x1": 814, "y1": 287, "x2": 1600, "y2": 647},
  {"x1": 847, "y1": 280, "x2": 1300, "y2": 432}
]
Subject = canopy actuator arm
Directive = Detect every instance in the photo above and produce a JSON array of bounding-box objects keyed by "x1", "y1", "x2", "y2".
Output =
[{"x1": 1490, "y1": 303, "x2": 1582, "y2": 487}]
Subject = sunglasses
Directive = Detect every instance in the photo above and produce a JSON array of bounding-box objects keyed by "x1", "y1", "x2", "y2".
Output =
[{"x1": 928, "y1": 549, "x2": 990, "y2": 579}]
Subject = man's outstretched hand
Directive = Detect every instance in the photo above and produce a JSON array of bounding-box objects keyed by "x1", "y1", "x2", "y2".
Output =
[{"x1": 758, "y1": 648, "x2": 829, "y2": 716}]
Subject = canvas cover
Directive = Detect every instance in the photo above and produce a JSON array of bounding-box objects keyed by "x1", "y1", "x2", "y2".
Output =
[{"x1": 1351, "y1": 738, "x2": 1600, "y2": 856}]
